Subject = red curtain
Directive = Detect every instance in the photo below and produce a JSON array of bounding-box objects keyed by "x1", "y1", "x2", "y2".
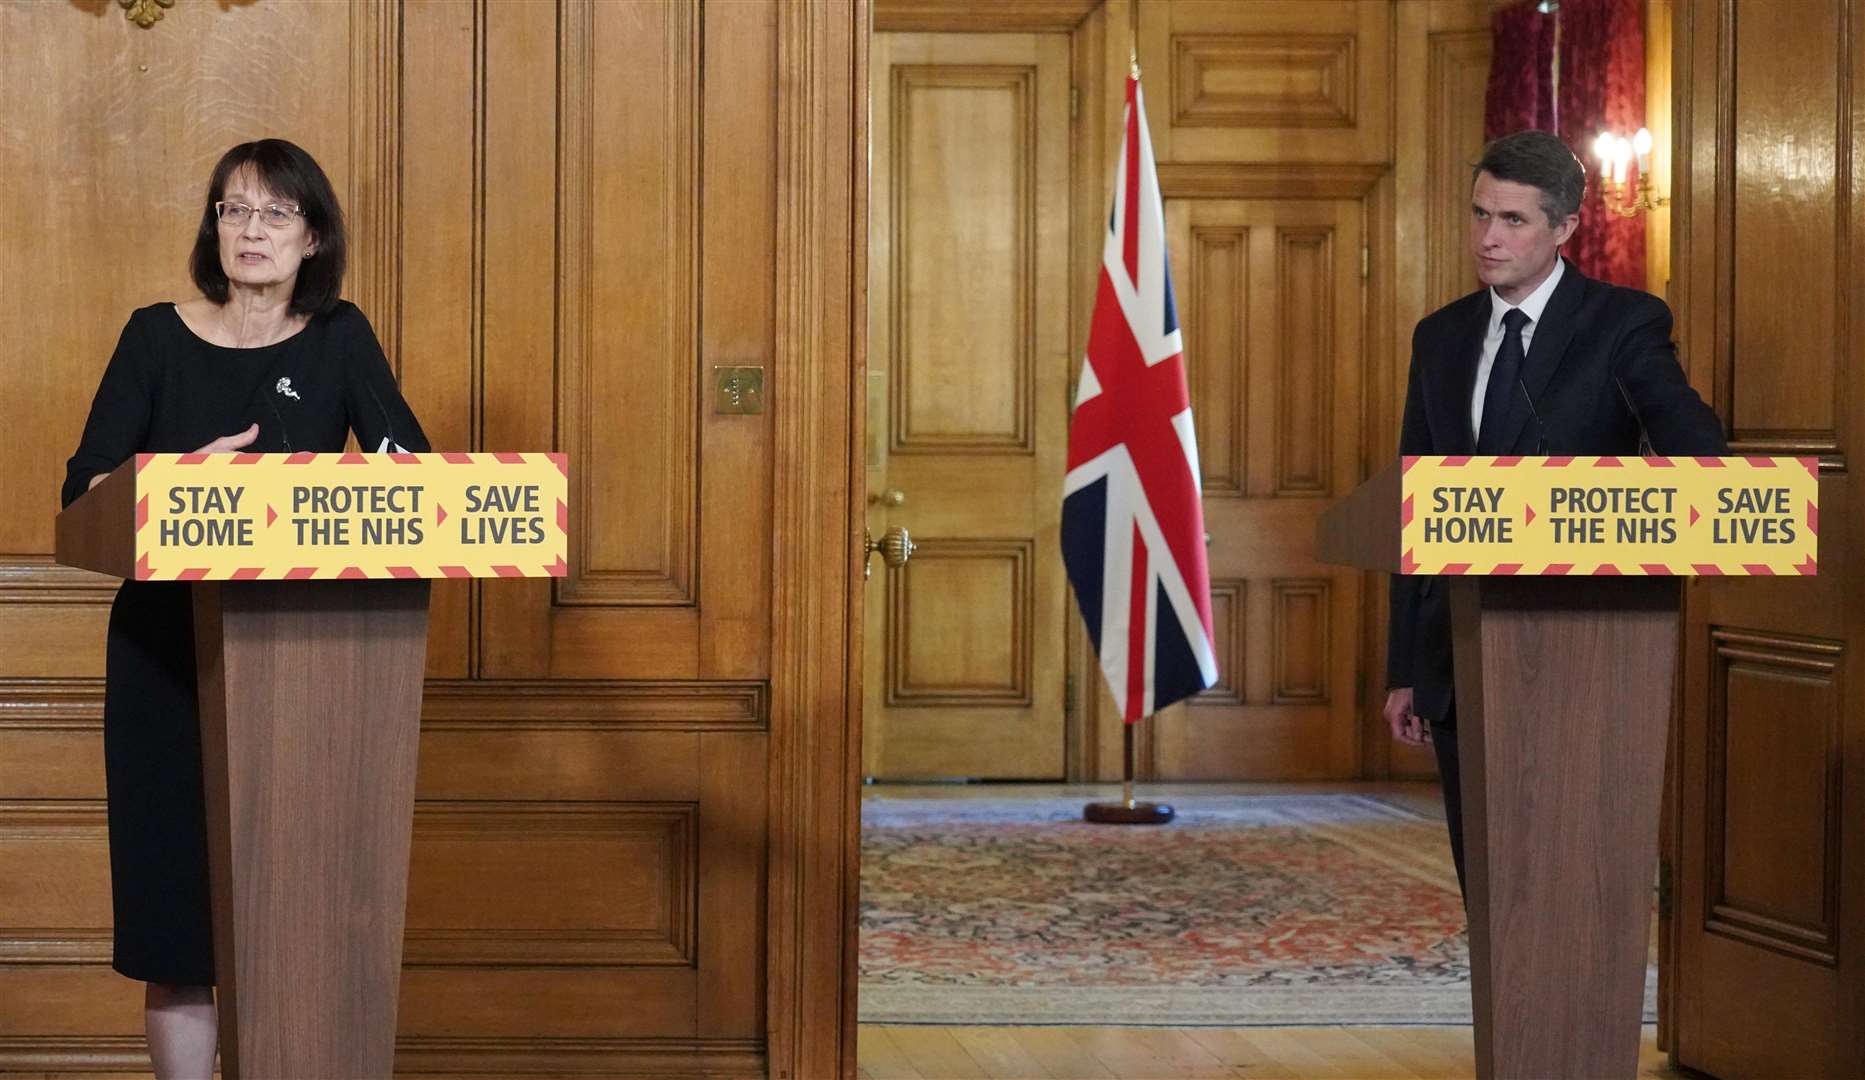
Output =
[{"x1": 1484, "y1": 0, "x2": 1646, "y2": 287}]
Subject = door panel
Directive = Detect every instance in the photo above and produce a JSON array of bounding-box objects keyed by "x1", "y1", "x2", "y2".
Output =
[
  {"x1": 1150, "y1": 197, "x2": 1365, "y2": 779},
  {"x1": 865, "y1": 32, "x2": 1071, "y2": 779}
]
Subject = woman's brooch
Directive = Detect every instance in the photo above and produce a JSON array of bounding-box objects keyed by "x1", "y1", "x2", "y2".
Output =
[{"x1": 276, "y1": 377, "x2": 301, "y2": 401}]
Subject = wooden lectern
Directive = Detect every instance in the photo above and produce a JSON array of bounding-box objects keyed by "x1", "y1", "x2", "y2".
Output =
[
  {"x1": 1319, "y1": 460, "x2": 1676, "y2": 1079},
  {"x1": 57, "y1": 460, "x2": 430, "y2": 1079}
]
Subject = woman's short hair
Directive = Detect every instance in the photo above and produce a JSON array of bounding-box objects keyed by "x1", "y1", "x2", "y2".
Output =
[
  {"x1": 1472, "y1": 130, "x2": 1587, "y2": 225},
  {"x1": 189, "y1": 139, "x2": 346, "y2": 316}
]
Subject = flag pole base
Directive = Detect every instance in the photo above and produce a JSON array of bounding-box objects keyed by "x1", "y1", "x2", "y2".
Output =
[
  {"x1": 1082, "y1": 800, "x2": 1175, "y2": 825},
  {"x1": 1083, "y1": 722, "x2": 1175, "y2": 823}
]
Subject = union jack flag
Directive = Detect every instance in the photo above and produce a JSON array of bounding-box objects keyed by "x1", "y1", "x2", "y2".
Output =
[{"x1": 1063, "y1": 72, "x2": 1218, "y2": 722}]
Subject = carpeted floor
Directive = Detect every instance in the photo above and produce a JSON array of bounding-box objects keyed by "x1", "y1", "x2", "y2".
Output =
[{"x1": 859, "y1": 792, "x2": 1658, "y2": 1026}]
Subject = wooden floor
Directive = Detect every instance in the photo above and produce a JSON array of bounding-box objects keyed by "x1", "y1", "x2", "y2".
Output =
[{"x1": 859, "y1": 1024, "x2": 1685, "y2": 1079}]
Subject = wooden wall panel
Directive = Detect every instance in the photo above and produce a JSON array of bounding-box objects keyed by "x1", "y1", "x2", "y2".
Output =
[
  {"x1": 0, "y1": 681, "x2": 104, "y2": 798},
  {"x1": 1171, "y1": 32, "x2": 1359, "y2": 131},
  {"x1": 560, "y1": 0, "x2": 700, "y2": 608},
  {"x1": 406, "y1": 804, "x2": 697, "y2": 966},
  {"x1": 1137, "y1": 0, "x2": 1391, "y2": 164},
  {"x1": 0, "y1": 805, "x2": 112, "y2": 939},
  {"x1": 1730, "y1": 0, "x2": 1843, "y2": 447},
  {"x1": 1706, "y1": 633, "x2": 1842, "y2": 961}
]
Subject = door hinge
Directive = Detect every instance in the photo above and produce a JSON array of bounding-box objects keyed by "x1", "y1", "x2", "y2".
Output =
[
  {"x1": 1657, "y1": 859, "x2": 1673, "y2": 919},
  {"x1": 1362, "y1": 246, "x2": 1371, "y2": 279},
  {"x1": 1070, "y1": 85, "x2": 1080, "y2": 119}
]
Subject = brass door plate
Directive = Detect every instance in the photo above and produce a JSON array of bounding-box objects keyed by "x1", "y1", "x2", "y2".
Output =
[{"x1": 714, "y1": 365, "x2": 765, "y2": 414}]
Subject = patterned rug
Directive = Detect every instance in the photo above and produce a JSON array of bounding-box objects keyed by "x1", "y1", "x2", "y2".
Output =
[{"x1": 859, "y1": 793, "x2": 1658, "y2": 1026}]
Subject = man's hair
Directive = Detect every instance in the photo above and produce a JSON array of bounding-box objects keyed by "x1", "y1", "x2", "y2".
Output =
[
  {"x1": 189, "y1": 139, "x2": 347, "y2": 316},
  {"x1": 1471, "y1": 130, "x2": 1587, "y2": 225}
]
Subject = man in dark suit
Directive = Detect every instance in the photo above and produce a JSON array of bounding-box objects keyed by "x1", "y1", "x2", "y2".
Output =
[{"x1": 1383, "y1": 130, "x2": 1729, "y2": 898}]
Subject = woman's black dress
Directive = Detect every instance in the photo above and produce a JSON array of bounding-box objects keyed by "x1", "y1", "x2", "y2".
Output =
[{"x1": 60, "y1": 301, "x2": 429, "y2": 985}]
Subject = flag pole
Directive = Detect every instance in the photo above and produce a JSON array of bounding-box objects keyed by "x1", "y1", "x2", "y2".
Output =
[
  {"x1": 1069, "y1": 19, "x2": 1196, "y2": 828},
  {"x1": 1084, "y1": 719, "x2": 1174, "y2": 825},
  {"x1": 1128, "y1": 0, "x2": 1140, "y2": 79}
]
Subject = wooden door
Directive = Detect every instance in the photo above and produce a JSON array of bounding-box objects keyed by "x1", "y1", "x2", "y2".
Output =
[
  {"x1": 1668, "y1": 0, "x2": 1865, "y2": 1074},
  {"x1": 1145, "y1": 198, "x2": 1366, "y2": 779},
  {"x1": 0, "y1": 1, "x2": 866, "y2": 1074},
  {"x1": 863, "y1": 32, "x2": 1072, "y2": 780}
]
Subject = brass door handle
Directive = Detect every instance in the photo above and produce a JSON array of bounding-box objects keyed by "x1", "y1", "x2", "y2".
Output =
[
  {"x1": 868, "y1": 488, "x2": 907, "y2": 507},
  {"x1": 863, "y1": 526, "x2": 915, "y2": 579}
]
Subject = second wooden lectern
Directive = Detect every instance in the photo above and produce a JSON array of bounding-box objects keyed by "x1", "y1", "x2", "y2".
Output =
[
  {"x1": 1319, "y1": 460, "x2": 1676, "y2": 1078},
  {"x1": 1322, "y1": 452, "x2": 1816, "y2": 1076}
]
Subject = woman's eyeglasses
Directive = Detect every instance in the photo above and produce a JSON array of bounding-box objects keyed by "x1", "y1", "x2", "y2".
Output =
[{"x1": 214, "y1": 201, "x2": 305, "y2": 229}]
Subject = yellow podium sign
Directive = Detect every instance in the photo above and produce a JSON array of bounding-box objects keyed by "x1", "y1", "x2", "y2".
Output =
[
  {"x1": 1400, "y1": 455, "x2": 1818, "y2": 576},
  {"x1": 133, "y1": 452, "x2": 567, "y2": 581}
]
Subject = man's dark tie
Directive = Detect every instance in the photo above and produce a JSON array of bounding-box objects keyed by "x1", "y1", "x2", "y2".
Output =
[{"x1": 1476, "y1": 308, "x2": 1531, "y2": 453}]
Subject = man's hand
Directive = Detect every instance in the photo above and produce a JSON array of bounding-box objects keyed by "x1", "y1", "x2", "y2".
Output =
[
  {"x1": 1384, "y1": 687, "x2": 1429, "y2": 746},
  {"x1": 193, "y1": 423, "x2": 260, "y2": 454}
]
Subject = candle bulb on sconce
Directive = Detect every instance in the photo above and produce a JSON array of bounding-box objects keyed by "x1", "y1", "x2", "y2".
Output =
[{"x1": 1593, "y1": 127, "x2": 1669, "y2": 218}]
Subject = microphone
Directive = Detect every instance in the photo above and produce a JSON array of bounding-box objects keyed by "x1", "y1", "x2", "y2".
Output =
[
  {"x1": 1613, "y1": 376, "x2": 1654, "y2": 457},
  {"x1": 364, "y1": 380, "x2": 407, "y2": 453},
  {"x1": 262, "y1": 393, "x2": 294, "y2": 453},
  {"x1": 1517, "y1": 376, "x2": 1548, "y2": 455}
]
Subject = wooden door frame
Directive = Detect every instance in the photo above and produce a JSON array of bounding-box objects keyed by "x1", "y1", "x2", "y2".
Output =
[{"x1": 766, "y1": 2, "x2": 868, "y2": 1077}]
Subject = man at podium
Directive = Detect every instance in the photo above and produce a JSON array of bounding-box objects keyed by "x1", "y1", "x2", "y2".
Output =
[
  {"x1": 59, "y1": 139, "x2": 428, "y2": 1080},
  {"x1": 1381, "y1": 130, "x2": 1727, "y2": 898}
]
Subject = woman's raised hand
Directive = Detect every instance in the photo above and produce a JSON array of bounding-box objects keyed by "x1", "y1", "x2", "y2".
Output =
[{"x1": 194, "y1": 423, "x2": 260, "y2": 454}]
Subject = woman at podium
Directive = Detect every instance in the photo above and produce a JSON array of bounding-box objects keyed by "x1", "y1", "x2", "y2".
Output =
[{"x1": 58, "y1": 139, "x2": 429, "y2": 1080}]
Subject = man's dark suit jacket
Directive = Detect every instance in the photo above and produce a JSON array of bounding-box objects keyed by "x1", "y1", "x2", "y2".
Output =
[{"x1": 1387, "y1": 259, "x2": 1731, "y2": 723}]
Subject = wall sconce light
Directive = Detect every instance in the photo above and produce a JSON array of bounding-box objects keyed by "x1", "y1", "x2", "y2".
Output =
[{"x1": 1592, "y1": 128, "x2": 1669, "y2": 218}]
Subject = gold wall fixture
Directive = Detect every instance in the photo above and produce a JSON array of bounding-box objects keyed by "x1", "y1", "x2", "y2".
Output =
[
  {"x1": 1591, "y1": 128, "x2": 1671, "y2": 218},
  {"x1": 119, "y1": 0, "x2": 175, "y2": 29},
  {"x1": 712, "y1": 365, "x2": 765, "y2": 414}
]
